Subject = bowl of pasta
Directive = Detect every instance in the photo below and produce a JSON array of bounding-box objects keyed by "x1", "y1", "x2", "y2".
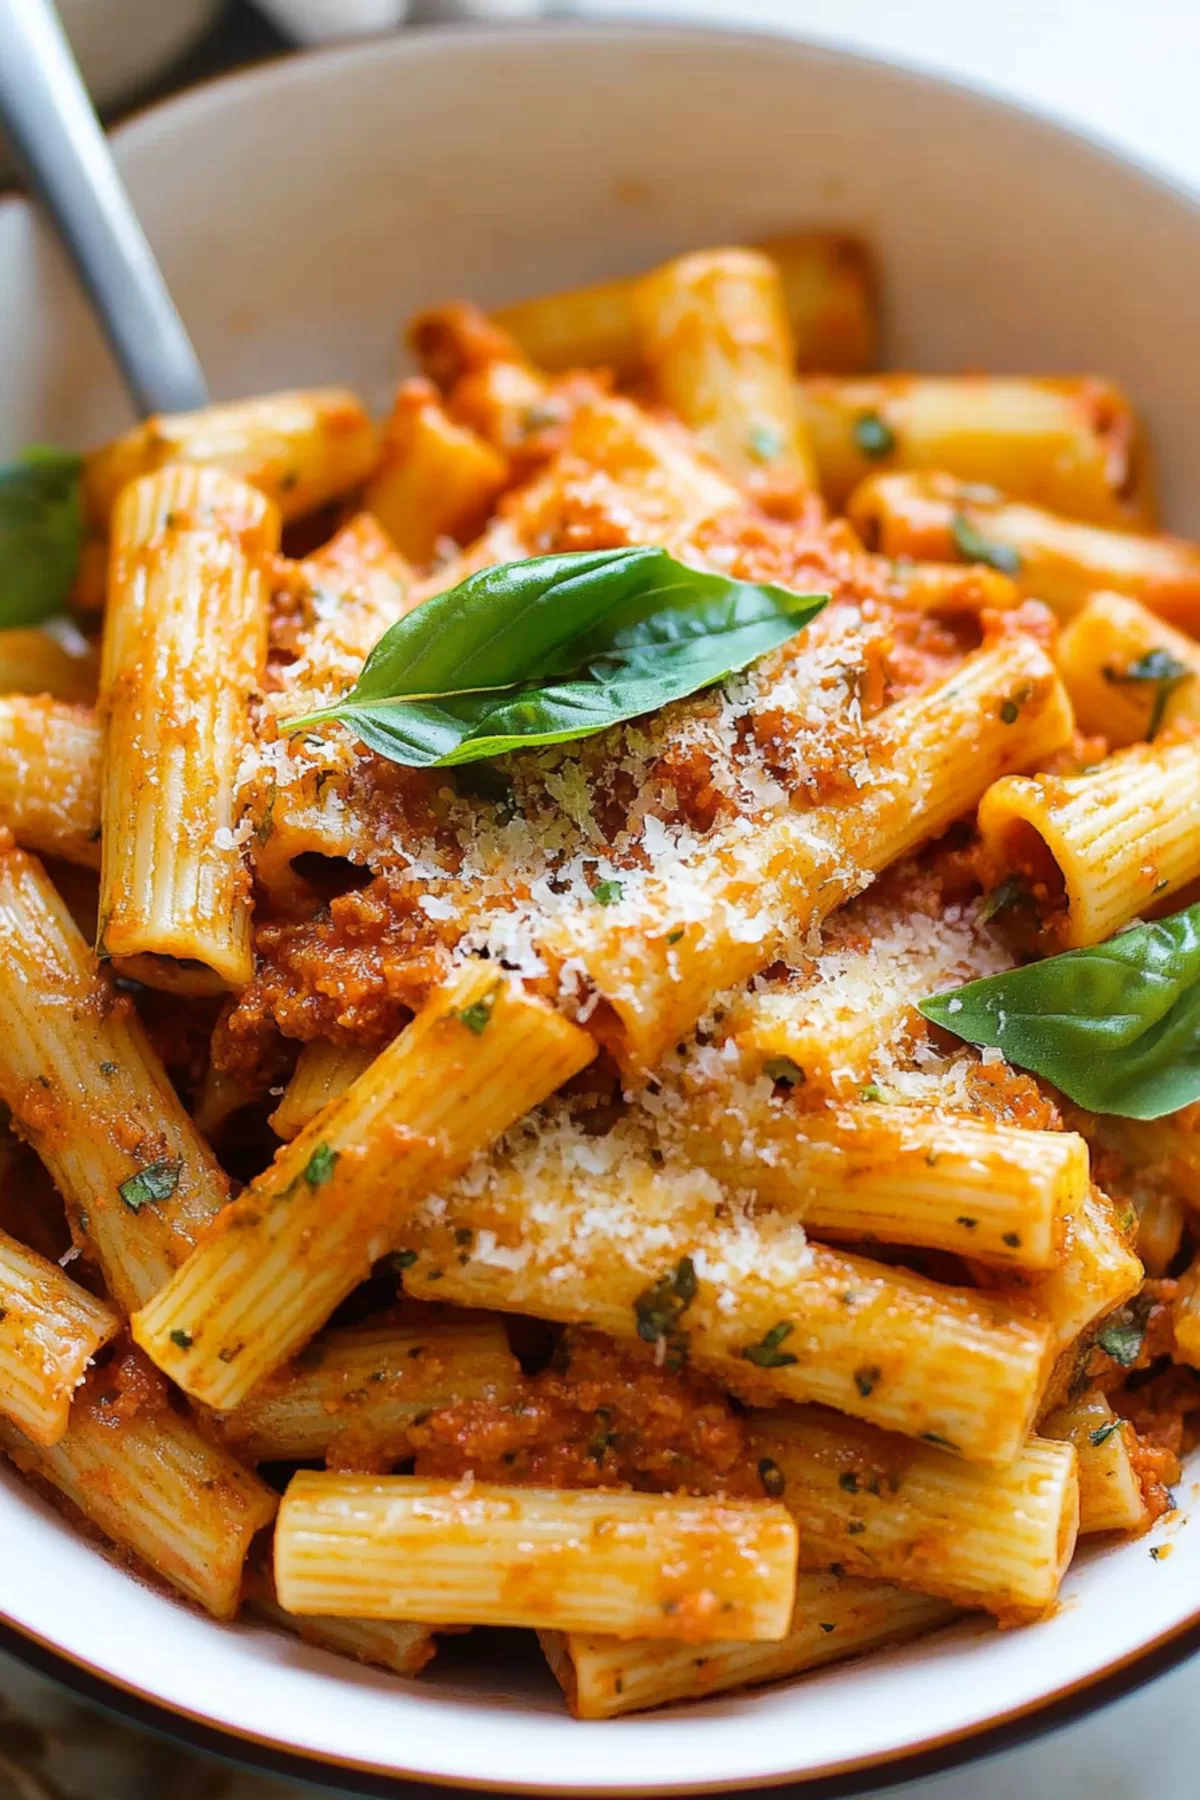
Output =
[{"x1": 2, "y1": 18, "x2": 1200, "y2": 1797}]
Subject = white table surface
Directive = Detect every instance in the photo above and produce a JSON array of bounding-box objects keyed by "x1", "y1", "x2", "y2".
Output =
[{"x1": 4, "y1": 3, "x2": 1198, "y2": 1797}]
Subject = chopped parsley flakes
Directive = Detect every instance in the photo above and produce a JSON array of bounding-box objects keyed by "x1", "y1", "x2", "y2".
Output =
[
  {"x1": 118, "y1": 1156, "x2": 182, "y2": 1212},
  {"x1": 950, "y1": 512, "x2": 1022, "y2": 575},
  {"x1": 853, "y1": 412, "x2": 896, "y2": 458},
  {"x1": 456, "y1": 981, "x2": 502, "y2": 1035},
  {"x1": 740, "y1": 1321, "x2": 799, "y2": 1368},
  {"x1": 303, "y1": 1142, "x2": 338, "y2": 1188},
  {"x1": 633, "y1": 1257, "x2": 698, "y2": 1370}
]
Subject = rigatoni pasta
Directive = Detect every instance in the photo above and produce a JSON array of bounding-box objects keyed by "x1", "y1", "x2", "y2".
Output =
[
  {"x1": 491, "y1": 231, "x2": 876, "y2": 379},
  {"x1": 83, "y1": 387, "x2": 376, "y2": 530},
  {"x1": 1055, "y1": 592, "x2": 1200, "y2": 746},
  {"x1": 976, "y1": 740, "x2": 1200, "y2": 949},
  {"x1": 0, "y1": 695, "x2": 101, "y2": 868},
  {"x1": 541, "y1": 1576, "x2": 954, "y2": 1720},
  {"x1": 0, "y1": 1230, "x2": 119, "y2": 1444},
  {"x1": 848, "y1": 469, "x2": 1200, "y2": 628},
  {"x1": 213, "y1": 1314, "x2": 522, "y2": 1466},
  {"x1": 1, "y1": 225, "x2": 1194, "y2": 1723},
  {"x1": 0, "y1": 841, "x2": 230, "y2": 1313},
  {"x1": 0, "y1": 1347, "x2": 276, "y2": 1619},
  {"x1": 132, "y1": 964, "x2": 595, "y2": 1408},
  {"x1": 98, "y1": 464, "x2": 277, "y2": 992},
  {"x1": 633, "y1": 248, "x2": 818, "y2": 499},
  {"x1": 745, "y1": 1407, "x2": 1078, "y2": 1620},
  {"x1": 797, "y1": 375, "x2": 1151, "y2": 524},
  {"x1": 275, "y1": 1473, "x2": 798, "y2": 1640}
]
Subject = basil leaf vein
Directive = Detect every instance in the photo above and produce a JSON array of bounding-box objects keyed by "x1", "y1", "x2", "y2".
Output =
[
  {"x1": 0, "y1": 447, "x2": 84, "y2": 628},
  {"x1": 286, "y1": 548, "x2": 827, "y2": 768},
  {"x1": 919, "y1": 902, "x2": 1200, "y2": 1118}
]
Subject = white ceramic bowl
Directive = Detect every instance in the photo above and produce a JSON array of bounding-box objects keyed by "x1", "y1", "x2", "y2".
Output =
[{"x1": 1, "y1": 22, "x2": 1200, "y2": 1796}]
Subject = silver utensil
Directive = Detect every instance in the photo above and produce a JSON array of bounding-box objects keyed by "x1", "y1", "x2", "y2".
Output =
[{"x1": 0, "y1": 0, "x2": 208, "y2": 415}]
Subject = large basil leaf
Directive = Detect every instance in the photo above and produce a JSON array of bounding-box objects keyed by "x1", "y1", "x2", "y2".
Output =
[
  {"x1": 0, "y1": 447, "x2": 84, "y2": 627},
  {"x1": 919, "y1": 903, "x2": 1200, "y2": 1118},
  {"x1": 286, "y1": 547, "x2": 827, "y2": 767}
]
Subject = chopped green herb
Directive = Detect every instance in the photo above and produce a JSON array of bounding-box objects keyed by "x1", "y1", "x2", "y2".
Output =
[
  {"x1": 1096, "y1": 1297, "x2": 1152, "y2": 1369},
  {"x1": 763, "y1": 1056, "x2": 805, "y2": 1087},
  {"x1": 979, "y1": 874, "x2": 1033, "y2": 925},
  {"x1": 838, "y1": 1471, "x2": 859, "y2": 1493},
  {"x1": 118, "y1": 1157, "x2": 182, "y2": 1212},
  {"x1": 818, "y1": 1622, "x2": 836, "y2": 1634},
  {"x1": 950, "y1": 512, "x2": 1022, "y2": 575},
  {"x1": 740, "y1": 1321, "x2": 798, "y2": 1368},
  {"x1": 303, "y1": 1143, "x2": 338, "y2": 1188},
  {"x1": 633, "y1": 1257, "x2": 698, "y2": 1369},
  {"x1": 1089, "y1": 1419, "x2": 1122, "y2": 1447},
  {"x1": 279, "y1": 469, "x2": 300, "y2": 493},
  {"x1": 521, "y1": 402, "x2": 562, "y2": 435},
  {"x1": 921, "y1": 1432, "x2": 957, "y2": 1450},
  {"x1": 957, "y1": 1216, "x2": 978, "y2": 1230},
  {"x1": 853, "y1": 412, "x2": 896, "y2": 459},
  {"x1": 854, "y1": 1365, "x2": 881, "y2": 1398},
  {"x1": 169, "y1": 1329, "x2": 193, "y2": 1350},
  {"x1": 454, "y1": 1227, "x2": 474, "y2": 1246},
  {"x1": 457, "y1": 981, "x2": 501, "y2": 1035},
  {"x1": 1104, "y1": 648, "x2": 1193, "y2": 741},
  {"x1": 390, "y1": 1249, "x2": 418, "y2": 1271},
  {"x1": 860, "y1": 1083, "x2": 883, "y2": 1102},
  {"x1": 747, "y1": 424, "x2": 785, "y2": 462},
  {"x1": 591, "y1": 879, "x2": 624, "y2": 906},
  {"x1": 588, "y1": 1407, "x2": 616, "y2": 1464},
  {"x1": 1002, "y1": 1231, "x2": 1022, "y2": 1249},
  {"x1": 847, "y1": 1520, "x2": 867, "y2": 1535},
  {"x1": 666, "y1": 928, "x2": 684, "y2": 945},
  {"x1": 254, "y1": 786, "x2": 278, "y2": 847},
  {"x1": 99, "y1": 1061, "x2": 118, "y2": 1077},
  {"x1": 758, "y1": 1456, "x2": 786, "y2": 1498},
  {"x1": 1000, "y1": 698, "x2": 1020, "y2": 724}
]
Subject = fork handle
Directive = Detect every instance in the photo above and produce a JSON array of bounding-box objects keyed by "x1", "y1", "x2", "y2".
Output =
[{"x1": 0, "y1": 0, "x2": 209, "y2": 416}]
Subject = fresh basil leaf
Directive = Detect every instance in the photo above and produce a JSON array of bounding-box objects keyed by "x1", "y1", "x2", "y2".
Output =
[
  {"x1": 286, "y1": 548, "x2": 827, "y2": 768},
  {"x1": 0, "y1": 447, "x2": 84, "y2": 627},
  {"x1": 919, "y1": 902, "x2": 1200, "y2": 1118},
  {"x1": 950, "y1": 512, "x2": 1022, "y2": 576}
]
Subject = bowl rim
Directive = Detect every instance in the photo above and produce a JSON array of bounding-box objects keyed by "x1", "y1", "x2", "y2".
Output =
[{"x1": 3, "y1": 15, "x2": 1200, "y2": 1795}]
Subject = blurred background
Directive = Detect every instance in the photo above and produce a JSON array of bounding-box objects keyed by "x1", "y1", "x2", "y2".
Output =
[
  {"x1": 1, "y1": 2, "x2": 1196, "y2": 1797},
  {"x1": 23, "y1": 0, "x2": 1200, "y2": 198}
]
